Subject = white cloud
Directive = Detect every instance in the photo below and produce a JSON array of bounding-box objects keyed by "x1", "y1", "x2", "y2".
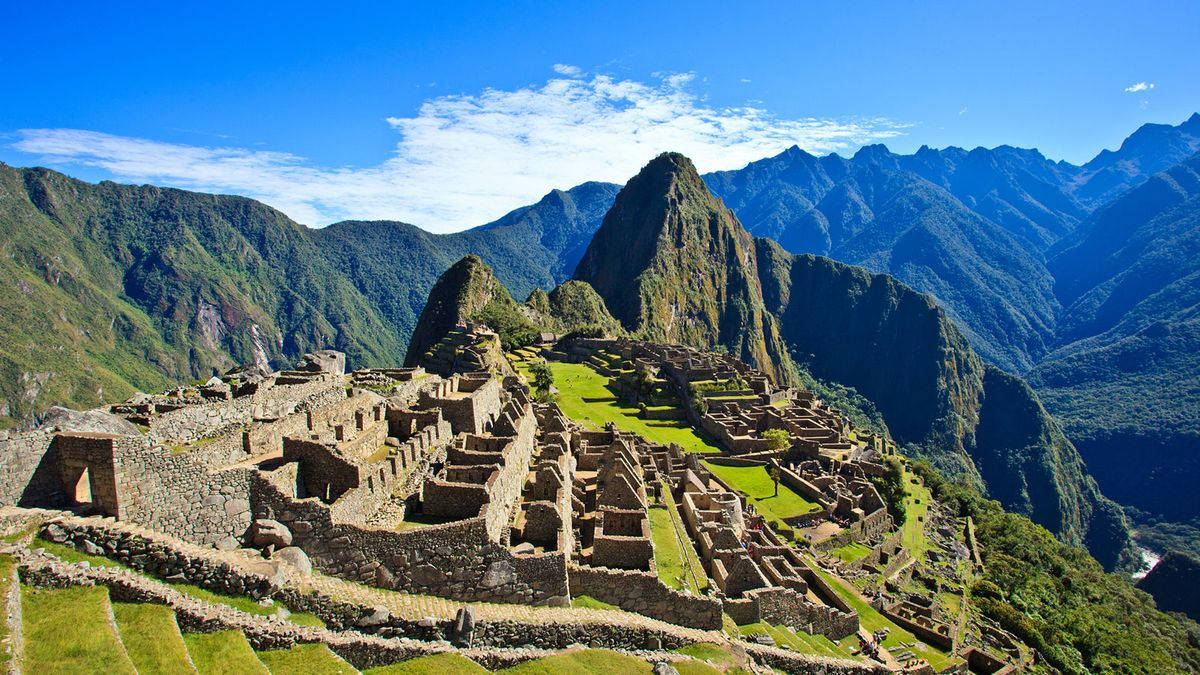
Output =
[
  {"x1": 739, "y1": 78, "x2": 752, "y2": 84},
  {"x1": 552, "y1": 64, "x2": 582, "y2": 77},
  {"x1": 1124, "y1": 81, "x2": 1155, "y2": 93},
  {"x1": 958, "y1": 106, "x2": 968, "y2": 116},
  {"x1": 11, "y1": 71, "x2": 909, "y2": 232}
]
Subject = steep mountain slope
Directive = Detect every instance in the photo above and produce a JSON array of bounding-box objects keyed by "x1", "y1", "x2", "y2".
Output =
[
  {"x1": 403, "y1": 254, "x2": 537, "y2": 364},
  {"x1": 1137, "y1": 551, "x2": 1200, "y2": 622},
  {"x1": 574, "y1": 153, "x2": 1133, "y2": 568},
  {"x1": 0, "y1": 164, "x2": 401, "y2": 425},
  {"x1": 313, "y1": 181, "x2": 619, "y2": 351},
  {"x1": 1030, "y1": 153, "x2": 1200, "y2": 519},
  {"x1": 755, "y1": 242, "x2": 1132, "y2": 568},
  {"x1": 574, "y1": 153, "x2": 794, "y2": 384}
]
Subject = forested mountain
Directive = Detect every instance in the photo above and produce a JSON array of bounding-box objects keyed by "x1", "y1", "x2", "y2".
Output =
[
  {"x1": 1031, "y1": 152, "x2": 1200, "y2": 520},
  {"x1": 572, "y1": 153, "x2": 1134, "y2": 569},
  {"x1": 0, "y1": 166, "x2": 615, "y2": 426}
]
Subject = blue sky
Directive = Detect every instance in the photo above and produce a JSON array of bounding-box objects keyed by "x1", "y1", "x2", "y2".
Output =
[{"x1": 2, "y1": 0, "x2": 1197, "y2": 230}]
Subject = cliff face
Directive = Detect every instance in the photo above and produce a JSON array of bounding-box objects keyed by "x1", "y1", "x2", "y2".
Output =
[
  {"x1": 756, "y1": 239, "x2": 1134, "y2": 569},
  {"x1": 1137, "y1": 551, "x2": 1200, "y2": 622},
  {"x1": 574, "y1": 153, "x2": 793, "y2": 383}
]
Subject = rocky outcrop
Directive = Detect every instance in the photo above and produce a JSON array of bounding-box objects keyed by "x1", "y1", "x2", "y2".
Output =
[{"x1": 36, "y1": 406, "x2": 141, "y2": 436}]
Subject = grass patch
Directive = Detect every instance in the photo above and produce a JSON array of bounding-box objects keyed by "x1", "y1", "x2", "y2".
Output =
[
  {"x1": 366, "y1": 652, "x2": 488, "y2": 674},
  {"x1": 570, "y1": 594, "x2": 619, "y2": 610},
  {"x1": 529, "y1": 361, "x2": 721, "y2": 454},
  {"x1": 112, "y1": 602, "x2": 195, "y2": 674},
  {"x1": 0, "y1": 556, "x2": 12, "y2": 669},
  {"x1": 256, "y1": 643, "x2": 357, "y2": 674},
  {"x1": 701, "y1": 462, "x2": 820, "y2": 527},
  {"x1": 648, "y1": 487, "x2": 708, "y2": 594},
  {"x1": 21, "y1": 585, "x2": 136, "y2": 674},
  {"x1": 183, "y1": 630, "x2": 268, "y2": 674},
  {"x1": 901, "y1": 468, "x2": 931, "y2": 557},
  {"x1": 501, "y1": 648, "x2": 652, "y2": 673},
  {"x1": 831, "y1": 541, "x2": 872, "y2": 564},
  {"x1": 673, "y1": 642, "x2": 738, "y2": 668}
]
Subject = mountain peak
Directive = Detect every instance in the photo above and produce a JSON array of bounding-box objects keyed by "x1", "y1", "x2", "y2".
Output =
[{"x1": 574, "y1": 153, "x2": 793, "y2": 382}]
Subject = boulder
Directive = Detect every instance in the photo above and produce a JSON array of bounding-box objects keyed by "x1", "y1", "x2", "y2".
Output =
[
  {"x1": 296, "y1": 350, "x2": 346, "y2": 376},
  {"x1": 213, "y1": 536, "x2": 240, "y2": 551},
  {"x1": 250, "y1": 519, "x2": 293, "y2": 549},
  {"x1": 38, "y1": 406, "x2": 140, "y2": 436},
  {"x1": 273, "y1": 546, "x2": 312, "y2": 575},
  {"x1": 653, "y1": 663, "x2": 680, "y2": 675},
  {"x1": 358, "y1": 606, "x2": 391, "y2": 627}
]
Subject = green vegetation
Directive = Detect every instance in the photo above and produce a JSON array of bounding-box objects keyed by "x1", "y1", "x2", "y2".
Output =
[
  {"x1": 112, "y1": 602, "x2": 196, "y2": 675},
  {"x1": 899, "y1": 466, "x2": 930, "y2": 557},
  {"x1": 804, "y1": 563, "x2": 955, "y2": 670},
  {"x1": 0, "y1": 556, "x2": 12, "y2": 669},
  {"x1": 528, "y1": 359, "x2": 555, "y2": 401},
  {"x1": 365, "y1": 652, "x2": 488, "y2": 674},
  {"x1": 501, "y1": 648, "x2": 652, "y2": 674},
  {"x1": 183, "y1": 630, "x2": 268, "y2": 675},
  {"x1": 21, "y1": 585, "x2": 136, "y2": 674},
  {"x1": 830, "y1": 541, "x2": 872, "y2": 564},
  {"x1": 701, "y1": 462, "x2": 819, "y2": 528},
  {"x1": 569, "y1": 595, "x2": 619, "y2": 611},
  {"x1": 647, "y1": 486, "x2": 708, "y2": 594},
  {"x1": 32, "y1": 536, "x2": 129, "y2": 569},
  {"x1": 911, "y1": 460, "x2": 1200, "y2": 674},
  {"x1": 736, "y1": 621, "x2": 856, "y2": 660},
  {"x1": 535, "y1": 361, "x2": 721, "y2": 453},
  {"x1": 868, "y1": 456, "x2": 907, "y2": 524},
  {"x1": 255, "y1": 643, "x2": 357, "y2": 674}
]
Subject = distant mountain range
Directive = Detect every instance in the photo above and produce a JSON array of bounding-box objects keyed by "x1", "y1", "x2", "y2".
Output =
[{"x1": 1, "y1": 113, "x2": 1197, "y2": 558}]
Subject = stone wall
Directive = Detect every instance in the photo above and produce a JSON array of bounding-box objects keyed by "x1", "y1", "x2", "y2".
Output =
[
  {"x1": 567, "y1": 564, "x2": 722, "y2": 630},
  {"x1": 144, "y1": 379, "x2": 345, "y2": 445},
  {"x1": 250, "y1": 468, "x2": 568, "y2": 606},
  {"x1": 740, "y1": 587, "x2": 858, "y2": 639},
  {"x1": 0, "y1": 431, "x2": 65, "y2": 507}
]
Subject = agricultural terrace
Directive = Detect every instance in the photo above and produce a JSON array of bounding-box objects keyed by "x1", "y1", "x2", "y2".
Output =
[
  {"x1": 516, "y1": 359, "x2": 721, "y2": 454},
  {"x1": 701, "y1": 462, "x2": 821, "y2": 529}
]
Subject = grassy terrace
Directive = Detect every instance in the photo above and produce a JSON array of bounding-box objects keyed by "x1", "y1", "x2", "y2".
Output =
[
  {"x1": 112, "y1": 602, "x2": 195, "y2": 674},
  {"x1": 805, "y1": 560, "x2": 956, "y2": 671},
  {"x1": 183, "y1": 630, "x2": 268, "y2": 674},
  {"x1": 527, "y1": 360, "x2": 721, "y2": 454},
  {"x1": 648, "y1": 482, "x2": 709, "y2": 594},
  {"x1": 700, "y1": 462, "x2": 821, "y2": 529},
  {"x1": 737, "y1": 620, "x2": 858, "y2": 660},
  {"x1": 365, "y1": 653, "x2": 488, "y2": 674},
  {"x1": 831, "y1": 541, "x2": 872, "y2": 564},
  {"x1": 22, "y1": 585, "x2": 136, "y2": 674},
  {"x1": 900, "y1": 466, "x2": 931, "y2": 557},
  {"x1": 256, "y1": 643, "x2": 357, "y2": 674}
]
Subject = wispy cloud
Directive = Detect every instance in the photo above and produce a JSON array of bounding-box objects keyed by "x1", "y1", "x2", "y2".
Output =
[
  {"x1": 11, "y1": 70, "x2": 908, "y2": 231},
  {"x1": 739, "y1": 78, "x2": 752, "y2": 84},
  {"x1": 551, "y1": 63, "x2": 582, "y2": 77},
  {"x1": 1124, "y1": 81, "x2": 1155, "y2": 93},
  {"x1": 958, "y1": 106, "x2": 969, "y2": 116}
]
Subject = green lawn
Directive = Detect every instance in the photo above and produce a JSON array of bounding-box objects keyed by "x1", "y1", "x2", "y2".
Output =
[
  {"x1": 701, "y1": 462, "x2": 821, "y2": 527},
  {"x1": 805, "y1": 561, "x2": 956, "y2": 671},
  {"x1": 366, "y1": 653, "x2": 488, "y2": 674},
  {"x1": 532, "y1": 361, "x2": 721, "y2": 454},
  {"x1": 256, "y1": 643, "x2": 357, "y2": 674},
  {"x1": 112, "y1": 602, "x2": 196, "y2": 674},
  {"x1": 183, "y1": 630, "x2": 268, "y2": 675},
  {"x1": 648, "y1": 486, "x2": 709, "y2": 594},
  {"x1": 831, "y1": 541, "x2": 872, "y2": 564},
  {"x1": 501, "y1": 648, "x2": 652, "y2": 673},
  {"x1": 21, "y1": 585, "x2": 136, "y2": 674}
]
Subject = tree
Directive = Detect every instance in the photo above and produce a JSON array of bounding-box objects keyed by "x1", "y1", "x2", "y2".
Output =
[
  {"x1": 769, "y1": 463, "x2": 782, "y2": 498},
  {"x1": 529, "y1": 360, "x2": 554, "y2": 401},
  {"x1": 763, "y1": 428, "x2": 790, "y2": 454},
  {"x1": 633, "y1": 362, "x2": 657, "y2": 401}
]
